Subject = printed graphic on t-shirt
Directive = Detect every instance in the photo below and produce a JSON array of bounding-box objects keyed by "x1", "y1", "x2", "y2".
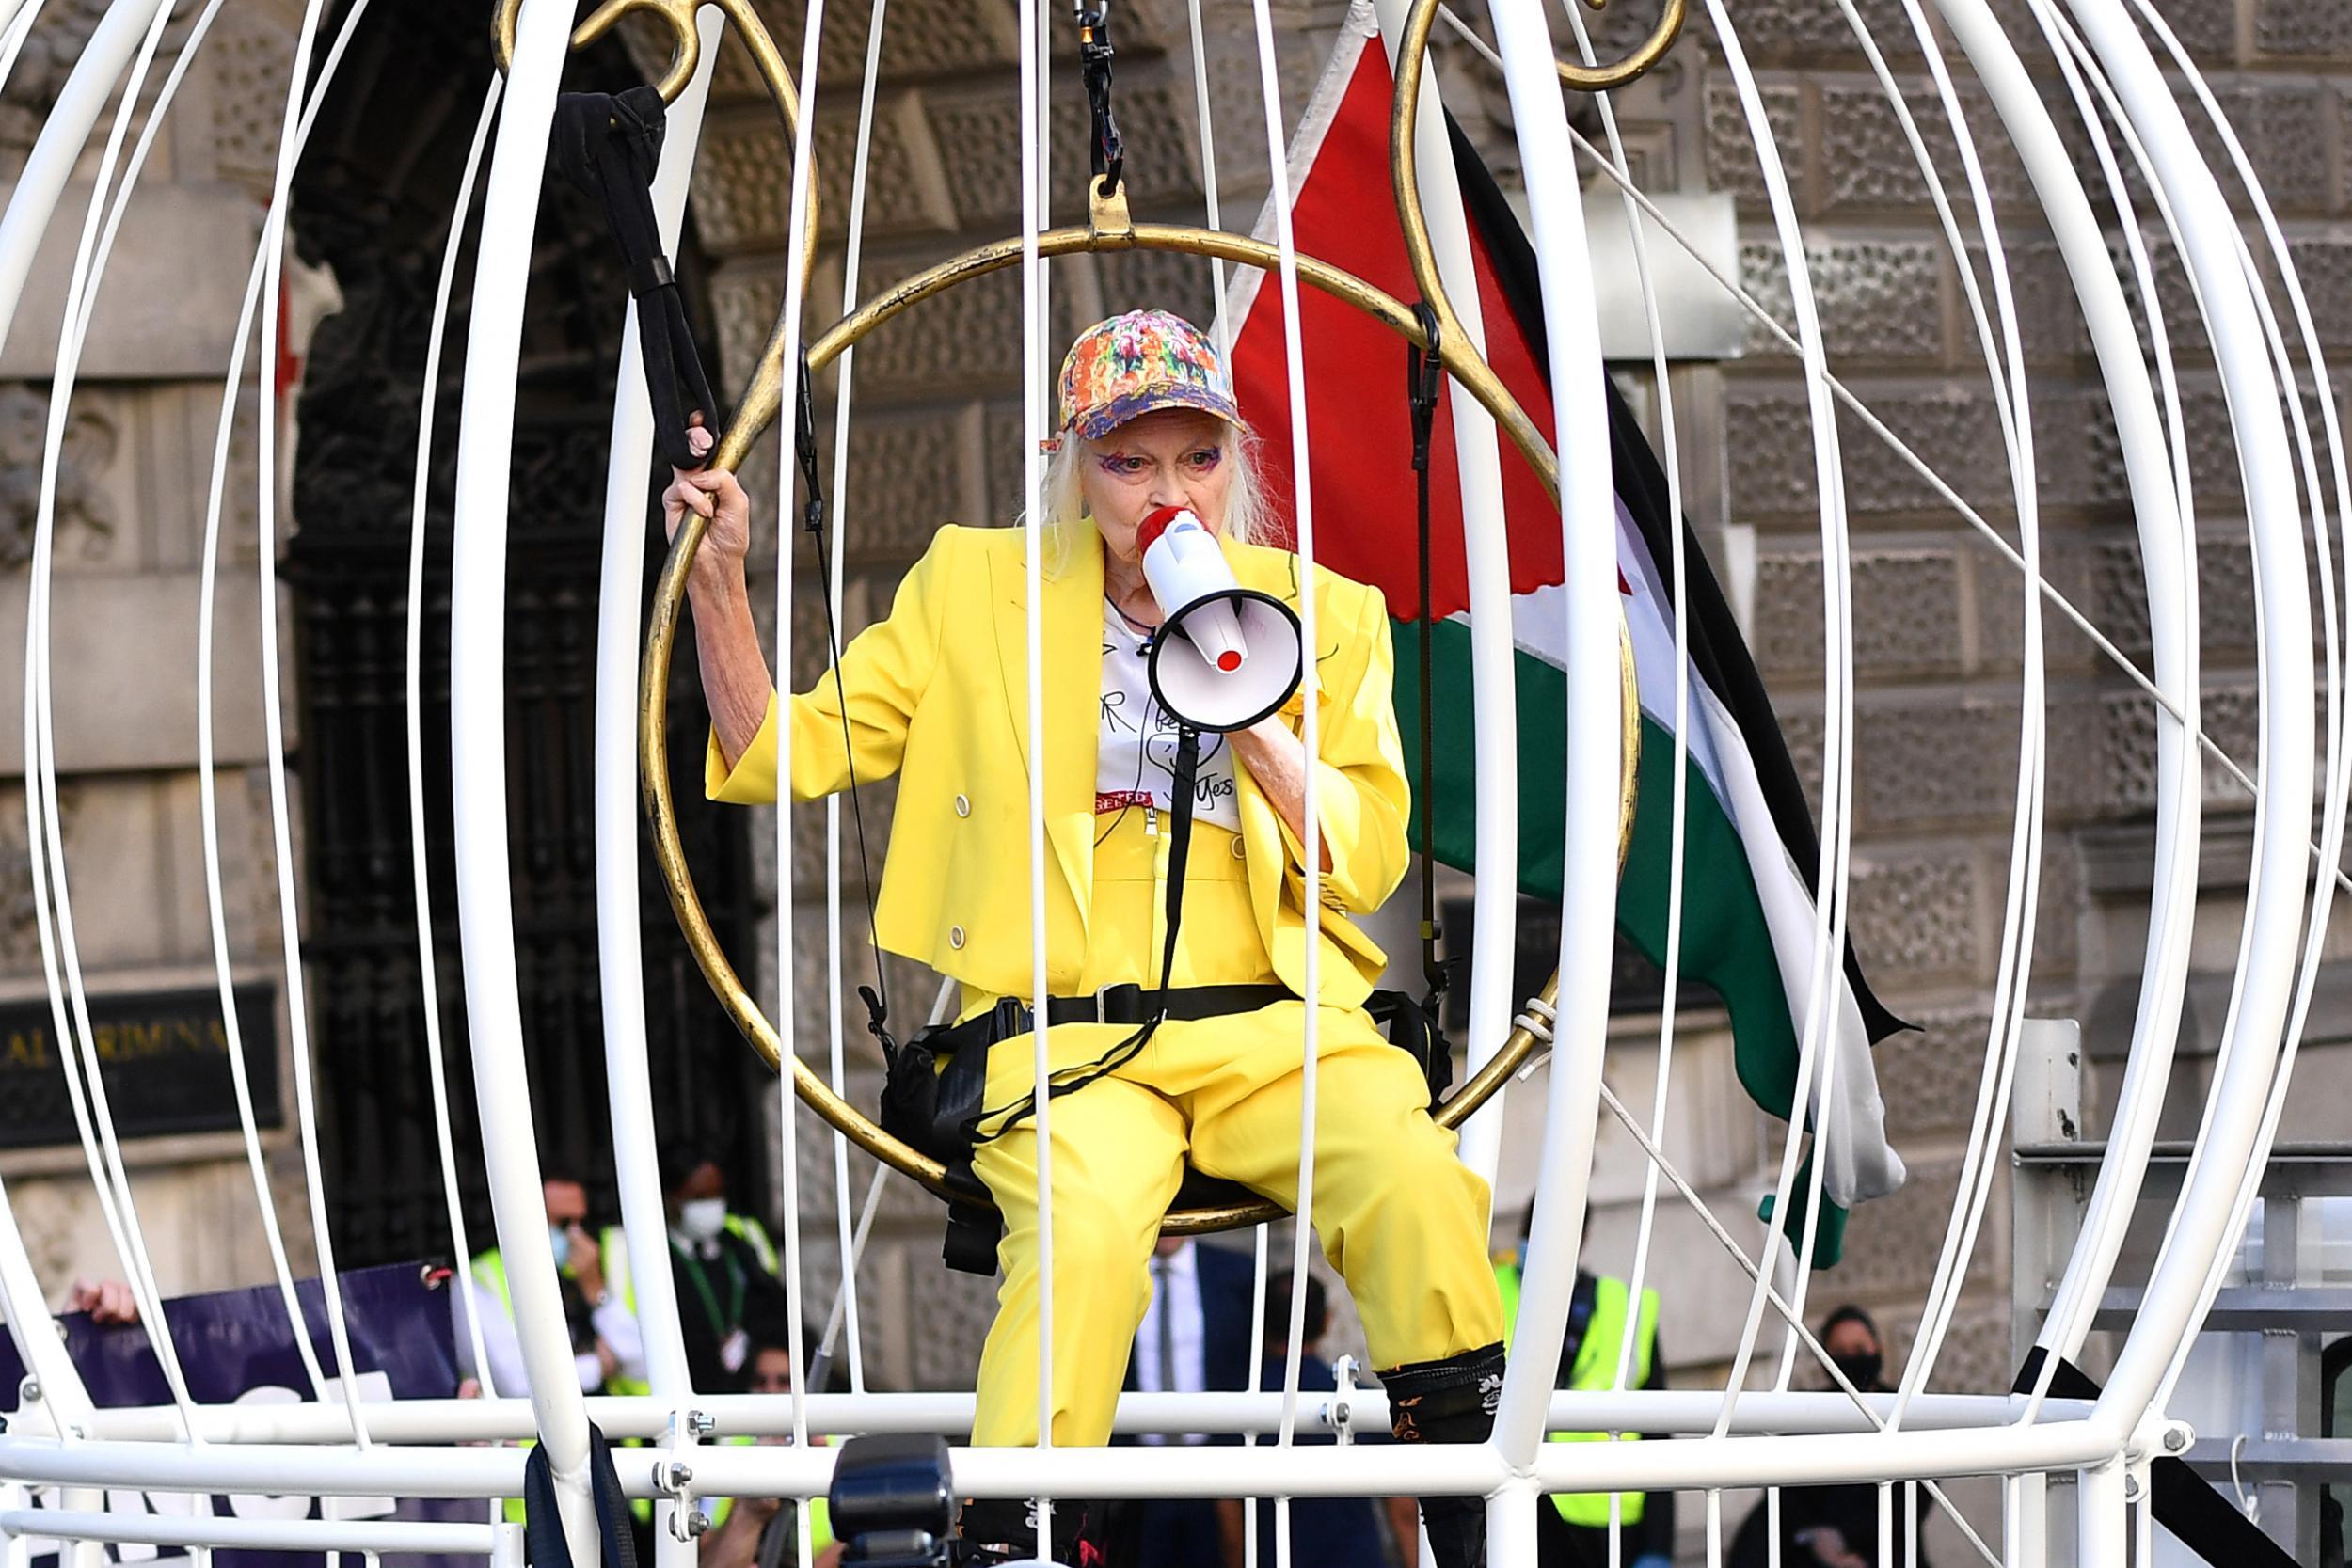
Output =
[{"x1": 1096, "y1": 604, "x2": 1243, "y2": 831}]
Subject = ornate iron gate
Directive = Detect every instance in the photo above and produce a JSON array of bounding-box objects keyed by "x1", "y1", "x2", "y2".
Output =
[{"x1": 284, "y1": 3, "x2": 770, "y2": 1268}]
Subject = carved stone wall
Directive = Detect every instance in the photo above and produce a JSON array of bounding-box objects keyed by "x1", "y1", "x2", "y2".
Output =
[
  {"x1": 0, "y1": 0, "x2": 312, "y2": 1313},
  {"x1": 664, "y1": 4, "x2": 2352, "y2": 1558},
  {"x1": 1652, "y1": 0, "x2": 2345, "y2": 1557},
  {"x1": 0, "y1": 0, "x2": 2329, "y2": 1553}
]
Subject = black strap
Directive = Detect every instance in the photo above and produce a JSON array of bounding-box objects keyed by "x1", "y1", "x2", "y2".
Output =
[
  {"x1": 791, "y1": 355, "x2": 895, "y2": 1058},
  {"x1": 1364, "y1": 987, "x2": 1454, "y2": 1105},
  {"x1": 1406, "y1": 303, "x2": 1447, "y2": 1005},
  {"x1": 2010, "y1": 1349, "x2": 2296, "y2": 1568},
  {"x1": 1560, "y1": 1269, "x2": 1598, "y2": 1382},
  {"x1": 521, "y1": 1424, "x2": 638, "y2": 1568},
  {"x1": 971, "y1": 727, "x2": 1202, "y2": 1145},
  {"x1": 1076, "y1": 6, "x2": 1123, "y2": 197},
  {"x1": 932, "y1": 1154, "x2": 1004, "y2": 1274},
  {"x1": 1034, "y1": 982, "x2": 1291, "y2": 1027},
  {"x1": 941, "y1": 1189, "x2": 1005, "y2": 1275},
  {"x1": 551, "y1": 88, "x2": 719, "y2": 473}
]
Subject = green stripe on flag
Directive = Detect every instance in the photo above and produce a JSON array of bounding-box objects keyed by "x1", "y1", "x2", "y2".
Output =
[
  {"x1": 1393, "y1": 616, "x2": 1850, "y2": 1265},
  {"x1": 1393, "y1": 616, "x2": 1564, "y2": 900}
]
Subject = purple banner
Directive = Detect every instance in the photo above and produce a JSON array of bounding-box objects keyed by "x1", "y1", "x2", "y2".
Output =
[{"x1": 0, "y1": 1262, "x2": 483, "y2": 1568}]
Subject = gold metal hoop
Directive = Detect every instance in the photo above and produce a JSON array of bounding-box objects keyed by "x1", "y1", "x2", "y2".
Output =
[
  {"x1": 491, "y1": 0, "x2": 820, "y2": 329},
  {"x1": 1555, "y1": 0, "x2": 1687, "y2": 93},
  {"x1": 1388, "y1": 0, "x2": 1687, "y2": 354},
  {"x1": 643, "y1": 201, "x2": 1640, "y2": 1232}
]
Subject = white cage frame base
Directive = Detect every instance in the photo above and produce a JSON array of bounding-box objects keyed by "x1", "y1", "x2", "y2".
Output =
[{"x1": 0, "y1": 0, "x2": 2337, "y2": 1557}]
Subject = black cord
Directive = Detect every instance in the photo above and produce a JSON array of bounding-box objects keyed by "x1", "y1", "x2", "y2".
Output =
[
  {"x1": 1406, "y1": 303, "x2": 1447, "y2": 1005},
  {"x1": 1075, "y1": 6, "x2": 1123, "y2": 197},
  {"x1": 973, "y1": 726, "x2": 1200, "y2": 1146},
  {"x1": 795, "y1": 355, "x2": 894, "y2": 1055}
]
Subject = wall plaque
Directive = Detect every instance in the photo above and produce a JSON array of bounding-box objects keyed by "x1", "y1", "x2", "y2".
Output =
[{"x1": 0, "y1": 984, "x2": 281, "y2": 1149}]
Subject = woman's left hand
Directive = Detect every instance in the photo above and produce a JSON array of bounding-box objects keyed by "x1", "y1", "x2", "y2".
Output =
[
  {"x1": 663, "y1": 422, "x2": 753, "y2": 588},
  {"x1": 1228, "y1": 718, "x2": 1330, "y2": 874}
]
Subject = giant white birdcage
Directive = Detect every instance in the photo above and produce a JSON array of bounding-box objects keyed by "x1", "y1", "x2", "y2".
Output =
[{"x1": 0, "y1": 0, "x2": 2339, "y2": 1563}]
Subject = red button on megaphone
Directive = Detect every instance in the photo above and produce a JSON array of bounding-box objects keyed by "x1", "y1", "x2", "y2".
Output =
[{"x1": 1136, "y1": 506, "x2": 1303, "y2": 734}]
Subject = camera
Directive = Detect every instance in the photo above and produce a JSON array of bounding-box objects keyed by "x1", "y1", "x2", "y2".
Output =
[{"x1": 827, "y1": 1433, "x2": 955, "y2": 1568}]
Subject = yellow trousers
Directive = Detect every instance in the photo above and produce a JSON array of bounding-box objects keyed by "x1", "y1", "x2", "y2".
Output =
[{"x1": 964, "y1": 808, "x2": 1502, "y2": 1448}]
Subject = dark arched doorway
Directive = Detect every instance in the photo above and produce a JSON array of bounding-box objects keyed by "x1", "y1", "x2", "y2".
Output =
[{"x1": 284, "y1": 2, "x2": 769, "y2": 1266}]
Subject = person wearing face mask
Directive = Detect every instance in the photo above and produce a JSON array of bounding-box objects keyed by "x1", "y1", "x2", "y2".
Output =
[
  {"x1": 1727, "y1": 1305, "x2": 1930, "y2": 1568},
  {"x1": 632, "y1": 1145, "x2": 794, "y2": 1393},
  {"x1": 458, "y1": 1166, "x2": 645, "y2": 1398}
]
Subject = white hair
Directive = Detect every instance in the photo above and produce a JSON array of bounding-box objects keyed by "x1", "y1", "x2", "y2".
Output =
[{"x1": 1031, "y1": 420, "x2": 1275, "y2": 574}]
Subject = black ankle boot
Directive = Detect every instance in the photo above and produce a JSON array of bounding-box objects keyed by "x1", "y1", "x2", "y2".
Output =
[
  {"x1": 954, "y1": 1497, "x2": 1089, "y2": 1566},
  {"x1": 1382, "y1": 1342, "x2": 1506, "y2": 1568}
]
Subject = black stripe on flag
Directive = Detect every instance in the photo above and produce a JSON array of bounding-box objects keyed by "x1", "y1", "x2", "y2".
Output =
[{"x1": 1443, "y1": 110, "x2": 1910, "y2": 1045}]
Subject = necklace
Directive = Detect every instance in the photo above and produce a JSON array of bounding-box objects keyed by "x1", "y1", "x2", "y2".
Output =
[{"x1": 1105, "y1": 594, "x2": 1158, "y2": 637}]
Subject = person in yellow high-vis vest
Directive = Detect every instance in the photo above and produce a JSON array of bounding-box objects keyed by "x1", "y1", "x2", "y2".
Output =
[
  {"x1": 1493, "y1": 1251, "x2": 1675, "y2": 1568},
  {"x1": 668, "y1": 310, "x2": 1505, "y2": 1568},
  {"x1": 595, "y1": 1196, "x2": 801, "y2": 1543},
  {"x1": 458, "y1": 1170, "x2": 645, "y2": 1401},
  {"x1": 456, "y1": 1171, "x2": 647, "y2": 1538}
]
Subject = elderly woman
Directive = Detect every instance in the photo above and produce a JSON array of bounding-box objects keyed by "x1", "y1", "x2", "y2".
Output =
[{"x1": 667, "y1": 310, "x2": 1503, "y2": 1566}]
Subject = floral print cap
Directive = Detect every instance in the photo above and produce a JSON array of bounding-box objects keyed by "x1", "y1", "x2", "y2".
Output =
[{"x1": 1056, "y1": 309, "x2": 1246, "y2": 440}]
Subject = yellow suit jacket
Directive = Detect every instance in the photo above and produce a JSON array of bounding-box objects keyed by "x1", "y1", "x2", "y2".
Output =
[{"x1": 705, "y1": 523, "x2": 1409, "y2": 1009}]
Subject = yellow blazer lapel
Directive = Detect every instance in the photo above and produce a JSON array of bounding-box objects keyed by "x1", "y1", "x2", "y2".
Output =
[{"x1": 990, "y1": 528, "x2": 1102, "y2": 927}]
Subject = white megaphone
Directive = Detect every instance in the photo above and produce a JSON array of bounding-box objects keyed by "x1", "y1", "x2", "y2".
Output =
[{"x1": 1136, "y1": 505, "x2": 1304, "y2": 734}]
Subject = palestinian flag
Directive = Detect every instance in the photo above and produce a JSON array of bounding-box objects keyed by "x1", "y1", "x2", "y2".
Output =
[{"x1": 1221, "y1": 13, "x2": 1907, "y2": 1265}]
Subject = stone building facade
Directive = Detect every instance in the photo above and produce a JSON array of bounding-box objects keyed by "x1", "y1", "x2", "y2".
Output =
[
  {"x1": 0, "y1": 0, "x2": 308, "y2": 1301},
  {"x1": 652, "y1": 0, "x2": 2352, "y2": 1555},
  {"x1": 0, "y1": 0, "x2": 2344, "y2": 1560}
]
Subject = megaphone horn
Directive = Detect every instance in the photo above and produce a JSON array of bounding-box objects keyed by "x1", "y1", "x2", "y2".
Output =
[{"x1": 1136, "y1": 506, "x2": 1304, "y2": 735}]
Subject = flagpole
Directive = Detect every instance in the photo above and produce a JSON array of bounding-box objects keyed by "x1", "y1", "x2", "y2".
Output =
[{"x1": 1369, "y1": 0, "x2": 1520, "y2": 1204}]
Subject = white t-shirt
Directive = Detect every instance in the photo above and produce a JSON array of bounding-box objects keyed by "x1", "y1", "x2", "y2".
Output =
[{"x1": 1096, "y1": 600, "x2": 1243, "y2": 832}]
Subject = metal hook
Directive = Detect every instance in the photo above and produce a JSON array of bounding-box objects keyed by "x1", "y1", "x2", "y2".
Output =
[
  {"x1": 493, "y1": 0, "x2": 699, "y2": 103},
  {"x1": 1555, "y1": 0, "x2": 1687, "y2": 93}
]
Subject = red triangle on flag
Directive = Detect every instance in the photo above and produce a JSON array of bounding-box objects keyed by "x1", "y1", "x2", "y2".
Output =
[{"x1": 1226, "y1": 30, "x2": 1565, "y2": 622}]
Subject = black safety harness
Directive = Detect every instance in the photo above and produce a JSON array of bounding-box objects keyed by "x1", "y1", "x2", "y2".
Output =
[{"x1": 879, "y1": 723, "x2": 1279, "y2": 1274}]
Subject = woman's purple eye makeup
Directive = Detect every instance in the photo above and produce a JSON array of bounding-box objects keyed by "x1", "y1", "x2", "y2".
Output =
[{"x1": 1095, "y1": 446, "x2": 1220, "y2": 480}]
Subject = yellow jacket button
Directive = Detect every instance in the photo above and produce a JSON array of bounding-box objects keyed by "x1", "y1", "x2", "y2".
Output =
[
  {"x1": 948, "y1": 925, "x2": 966, "y2": 949},
  {"x1": 955, "y1": 794, "x2": 971, "y2": 817},
  {"x1": 1231, "y1": 837, "x2": 1247, "y2": 859}
]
